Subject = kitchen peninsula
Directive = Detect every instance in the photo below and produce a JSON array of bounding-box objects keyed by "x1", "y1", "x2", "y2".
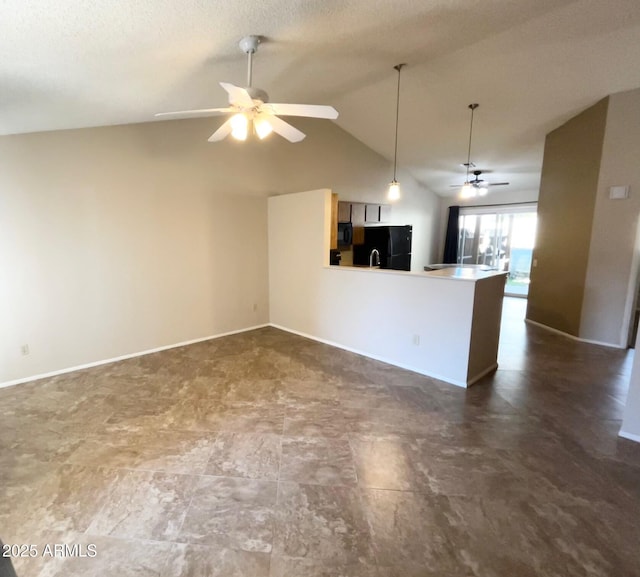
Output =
[{"x1": 269, "y1": 189, "x2": 507, "y2": 388}]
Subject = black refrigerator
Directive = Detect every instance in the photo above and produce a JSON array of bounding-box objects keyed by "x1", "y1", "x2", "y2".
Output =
[{"x1": 353, "y1": 225, "x2": 412, "y2": 270}]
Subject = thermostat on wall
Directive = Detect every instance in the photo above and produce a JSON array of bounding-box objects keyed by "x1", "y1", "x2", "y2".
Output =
[{"x1": 609, "y1": 185, "x2": 629, "y2": 200}]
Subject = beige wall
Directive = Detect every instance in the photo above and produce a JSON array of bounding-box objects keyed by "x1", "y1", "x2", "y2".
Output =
[
  {"x1": 0, "y1": 116, "x2": 439, "y2": 384},
  {"x1": 526, "y1": 98, "x2": 608, "y2": 336},
  {"x1": 580, "y1": 89, "x2": 640, "y2": 346}
]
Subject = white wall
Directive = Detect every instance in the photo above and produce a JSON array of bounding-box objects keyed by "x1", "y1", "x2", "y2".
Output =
[
  {"x1": 1, "y1": 116, "x2": 441, "y2": 385},
  {"x1": 268, "y1": 189, "x2": 502, "y2": 387},
  {"x1": 580, "y1": 88, "x2": 640, "y2": 346}
]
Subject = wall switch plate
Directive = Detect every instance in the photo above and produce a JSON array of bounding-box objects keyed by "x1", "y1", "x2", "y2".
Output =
[
  {"x1": 412, "y1": 334, "x2": 420, "y2": 346},
  {"x1": 609, "y1": 185, "x2": 629, "y2": 200},
  {"x1": 21, "y1": 344, "x2": 30, "y2": 356}
]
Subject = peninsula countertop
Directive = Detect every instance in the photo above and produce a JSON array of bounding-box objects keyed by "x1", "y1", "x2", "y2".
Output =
[{"x1": 327, "y1": 264, "x2": 508, "y2": 282}]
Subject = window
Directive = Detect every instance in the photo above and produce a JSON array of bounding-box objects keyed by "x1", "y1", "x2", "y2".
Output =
[{"x1": 457, "y1": 203, "x2": 537, "y2": 297}]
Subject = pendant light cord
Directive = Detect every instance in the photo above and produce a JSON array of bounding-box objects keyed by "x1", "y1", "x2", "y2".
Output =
[{"x1": 392, "y1": 64, "x2": 405, "y2": 181}]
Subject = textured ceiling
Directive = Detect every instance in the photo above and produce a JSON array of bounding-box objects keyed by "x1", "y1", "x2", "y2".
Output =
[{"x1": 1, "y1": 0, "x2": 640, "y2": 197}]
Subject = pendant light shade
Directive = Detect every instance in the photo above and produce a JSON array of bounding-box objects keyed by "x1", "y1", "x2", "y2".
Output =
[
  {"x1": 388, "y1": 180, "x2": 400, "y2": 201},
  {"x1": 387, "y1": 63, "x2": 406, "y2": 201}
]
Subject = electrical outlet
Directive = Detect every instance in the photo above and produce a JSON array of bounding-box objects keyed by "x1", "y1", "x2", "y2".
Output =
[
  {"x1": 412, "y1": 334, "x2": 420, "y2": 346},
  {"x1": 21, "y1": 344, "x2": 30, "y2": 356},
  {"x1": 252, "y1": 303, "x2": 258, "y2": 312}
]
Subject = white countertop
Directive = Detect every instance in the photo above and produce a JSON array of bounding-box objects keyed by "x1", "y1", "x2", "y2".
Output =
[
  {"x1": 422, "y1": 267, "x2": 508, "y2": 280},
  {"x1": 327, "y1": 264, "x2": 508, "y2": 282}
]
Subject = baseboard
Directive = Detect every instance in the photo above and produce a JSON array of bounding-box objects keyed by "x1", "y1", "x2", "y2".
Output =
[
  {"x1": 269, "y1": 323, "x2": 469, "y2": 388},
  {"x1": 467, "y1": 363, "x2": 499, "y2": 386},
  {"x1": 524, "y1": 319, "x2": 625, "y2": 349},
  {"x1": 618, "y1": 430, "x2": 640, "y2": 444},
  {"x1": 0, "y1": 324, "x2": 270, "y2": 389}
]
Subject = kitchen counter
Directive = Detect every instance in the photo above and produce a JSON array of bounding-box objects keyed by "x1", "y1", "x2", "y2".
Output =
[
  {"x1": 269, "y1": 189, "x2": 507, "y2": 389},
  {"x1": 422, "y1": 266, "x2": 507, "y2": 281},
  {"x1": 322, "y1": 264, "x2": 507, "y2": 386},
  {"x1": 330, "y1": 263, "x2": 507, "y2": 282}
]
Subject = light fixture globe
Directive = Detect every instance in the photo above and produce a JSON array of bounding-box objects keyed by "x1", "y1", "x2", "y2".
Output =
[
  {"x1": 254, "y1": 116, "x2": 273, "y2": 139},
  {"x1": 460, "y1": 183, "x2": 475, "y2": 199},
  {"x1": 388, "y1": 180, "x2": 400, "y2": 201},
  {"x1": 230, "y1": 113, "x2": 248, "y2": 140}
]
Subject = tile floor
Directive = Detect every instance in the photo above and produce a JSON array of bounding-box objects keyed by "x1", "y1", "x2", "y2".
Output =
[{"x1": 1, "y1": 298, "x2": 639, "y2": 576}]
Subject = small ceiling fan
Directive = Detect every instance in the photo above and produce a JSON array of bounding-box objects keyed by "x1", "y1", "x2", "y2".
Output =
[
  {"x1": 450, "y1": 169, "x2": 509, "y2": 196},
  {"x1": 451, "y1": 103, "x2": 509, "y2": 197},
  {"x1": 155, "y1": 35, "x2": 339, "y2": 143}
]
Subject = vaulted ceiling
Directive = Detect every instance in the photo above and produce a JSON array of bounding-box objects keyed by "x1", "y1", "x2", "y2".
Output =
[{"x1": 1, "y1": 0, "x2": 640, "y2": 197}]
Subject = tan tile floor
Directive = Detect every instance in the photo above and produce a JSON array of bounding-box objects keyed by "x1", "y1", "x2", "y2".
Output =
[{"x1": 1, "y1": 298, "x2": 639, "y2": 576}]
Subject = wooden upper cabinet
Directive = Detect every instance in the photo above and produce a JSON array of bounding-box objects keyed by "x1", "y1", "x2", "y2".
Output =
[
  {"x1": 330, "y1": 193, "x2": 338, "y2": 250},
  {"x1": 365, "y1": 204, "x2": 380, "y2": 223},
  {"x1": 379, "y1": 204, "x2": 392, "y2": 223},
  {"x1": 337, "y1": 201, "x2": 351, "y2": 223},
  {"x1": 364, "y1": 203, "x2": 391, "y2": 223},
  {"x1": 335, "y1": 200, "x2": 391, "y2": 227},
  {"x1": 351, "y1": 203, "x2": 366, "y2": 225}
]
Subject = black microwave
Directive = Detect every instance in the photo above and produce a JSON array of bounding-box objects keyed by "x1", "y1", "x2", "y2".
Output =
[{"x1": 337, "y1": 222, "x2": 353, "y2": 247}]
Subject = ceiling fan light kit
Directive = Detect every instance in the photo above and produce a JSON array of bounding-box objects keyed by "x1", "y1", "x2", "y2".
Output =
[
  {"x1": 454, "y1": 103, "x2": 509, "y2": 198},
  {"x1": 387, "y1": 63, "x2": 406, "y2": 202},
  {"x1": 155, "y1": 35, "x2": 339, "y2": 143}
]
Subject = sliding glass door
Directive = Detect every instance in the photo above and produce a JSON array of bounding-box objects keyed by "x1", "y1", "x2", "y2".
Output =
[{"x1": 457, "y1": 204, "x2": 537, "y2": 297}]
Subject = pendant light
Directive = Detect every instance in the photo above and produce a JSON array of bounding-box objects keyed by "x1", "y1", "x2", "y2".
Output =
[
  {"x1": 387, "y1": 63, "x2": 406, "y2": 201},
  {"x1": 460, "y1": 103, "x2": 479, "y2": 199}
]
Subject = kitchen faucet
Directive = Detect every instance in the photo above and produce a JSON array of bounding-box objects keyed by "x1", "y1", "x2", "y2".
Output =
[{"x1": 369, "y1": 248, "x2": 380, "y2": 267}]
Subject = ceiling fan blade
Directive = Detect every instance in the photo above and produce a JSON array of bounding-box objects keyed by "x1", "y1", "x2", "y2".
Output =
[
  {"x1": 268, "y1": 115, "x2": 306, "y2": 142},
  {"x1": 488, "y1": 182, "x2": 510, "y2": 186},
  {"x1": 207, "y1": 118, "x2": 234, "y2": 142},
  {"x1": 155, "y1": 107, "x2": 233, "y2": 118},
  {"x1": 265, "y1": 103, "x2": 339, "y2": 119},
  {"x1": 219, "y1": 82, "x2": 254, "y2": 108}
]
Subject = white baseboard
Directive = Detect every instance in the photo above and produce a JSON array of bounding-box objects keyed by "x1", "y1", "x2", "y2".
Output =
[
  {"x1": 524, "y1": 319, "x2": 625, "y2": 349},
  {"x1": 0, "y1": 324, "x2": 270, "y2": 389},
  {"x1": 618, "y1": 430, "x2": 640, "y2": 444},
  {"x1": 269, "y1": 323, "x2": 470, "y2": 388}
]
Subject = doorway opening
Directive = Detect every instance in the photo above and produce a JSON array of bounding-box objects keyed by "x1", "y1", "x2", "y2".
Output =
[{"x1": 457, "y1": 203, "x2": 537, "y2": 297}]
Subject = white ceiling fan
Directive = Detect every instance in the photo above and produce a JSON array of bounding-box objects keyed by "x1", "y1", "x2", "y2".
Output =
[{"x1": 155, "y1": 35, "x2": 339, "y2": 143}]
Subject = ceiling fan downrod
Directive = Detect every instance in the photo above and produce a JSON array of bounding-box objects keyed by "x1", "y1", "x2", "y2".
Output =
[
  {"x1": 239, "y1": 35, "x2": 261, "y2": 89},
  {"x1": 465, "y1": 103, "x2": 479, "y2": 183}
]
